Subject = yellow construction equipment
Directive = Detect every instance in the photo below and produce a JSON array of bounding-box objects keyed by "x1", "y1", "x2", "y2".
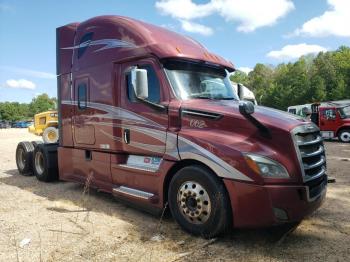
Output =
[{"x1": 28, "y1": 111, "x2": 59, "y2": 143}]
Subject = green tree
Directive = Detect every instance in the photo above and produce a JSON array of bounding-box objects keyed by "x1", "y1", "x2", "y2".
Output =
[
  {"x1": 29, "y1": 93, "x2": 56, "y2": 115},
  {"x1": 237, "y1": 46, "x2": 350, "y2": 110},
  {"x1": 0, "y1": 102, "x2": 30, "y2": 121},
  {"x1": 230, "y1": 71, "x2": 249, "y2": 85}
]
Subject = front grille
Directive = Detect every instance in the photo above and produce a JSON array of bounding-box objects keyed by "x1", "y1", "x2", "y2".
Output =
[
  {"x1": 292, "y1": 125, "x2": 327, "y2": 182},
  {"x1": 305, "y1": 174, "x2": 327, "y2": 200}
]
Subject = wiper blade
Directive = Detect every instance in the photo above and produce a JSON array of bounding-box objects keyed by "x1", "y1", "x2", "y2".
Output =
[
  {"x1": 188, "y1": 95, "x2": 212, "y2": 99},
  {"x1": 220, "y1": 97, "x2": 236, "y2": 100}
]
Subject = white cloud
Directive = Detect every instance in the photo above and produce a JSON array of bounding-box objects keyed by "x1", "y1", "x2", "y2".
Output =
[
  {"x1": 180, "y1": 20, "x2": 214, "y2": 36},
  {"x1": 155, "y1": 0, "x2": 294, "y2": 34},
  {"x1": 5, "y1": 79, "x2": 36, "y2": 90},
  {"x1": 237, "y1": 67, "x2": 253, "y2": 74},
  {"x1": 212, "y1": 0, "x2": 294, "y2": 32},
  {"x1": 156, "y1": 0, "x2": 214, "y2": 20},
  {"x1": 293, "y1": 0, "x2": 350, "y2": 37},
  {"x1": 266, "y1": 43, "x2": 327, "y2": 60},
  {"x1": 0, "y1": 66, "x2": 56, "y2": 79}
]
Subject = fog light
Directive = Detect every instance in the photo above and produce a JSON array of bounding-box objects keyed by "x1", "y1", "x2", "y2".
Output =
[{"x1": 273, "y1": 207, "x2": 288, "y2": 221}]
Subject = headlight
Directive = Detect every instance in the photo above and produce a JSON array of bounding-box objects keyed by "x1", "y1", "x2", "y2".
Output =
[{"x1": 244, "y1": 154, "x2": 289, "y2": 178}]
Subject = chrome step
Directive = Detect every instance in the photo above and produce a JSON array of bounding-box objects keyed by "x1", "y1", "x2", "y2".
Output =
[{"x1": 113, "y1": 186, "x2": 154, "y2": 200}]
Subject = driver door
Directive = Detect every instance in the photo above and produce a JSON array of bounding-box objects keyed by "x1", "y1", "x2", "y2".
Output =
[{"x1": 319, "y1": 107, "x2": 337, "y2": 132}]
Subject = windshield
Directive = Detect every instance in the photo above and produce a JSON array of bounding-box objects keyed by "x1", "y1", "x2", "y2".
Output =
[
  {"x1": 164, "y1": 60, "x2": 238, "y2": 100},
  {"x1": 338, "y1": 106, "x2": 350, "y2": 119}
]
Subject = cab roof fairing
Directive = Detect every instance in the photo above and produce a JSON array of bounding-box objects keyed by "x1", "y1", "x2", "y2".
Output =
[{"x1": 57, "y1": 15, "x2": 235, "y2": 72}]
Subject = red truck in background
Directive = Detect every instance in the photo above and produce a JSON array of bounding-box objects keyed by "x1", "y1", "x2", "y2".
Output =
[
  {"x1": 15, "y1": 16, "x2": 327, "y2": 237},
  {"x1": 310, "y1": 102, "x2": 350, "y2": 143}
]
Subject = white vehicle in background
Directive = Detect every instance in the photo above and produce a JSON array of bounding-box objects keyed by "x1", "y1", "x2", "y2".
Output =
[
  {"x1": 287, "y1": 104, "x2": 311, "y2": 117},
  {"x1": 231, "y1": 82, "x2": 257, "y2": 105}
]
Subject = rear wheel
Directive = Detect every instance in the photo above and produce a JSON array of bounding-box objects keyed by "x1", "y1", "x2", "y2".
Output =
[
  {"x1": 31, "y1": 140, "x2": 43, "y2": 147},
  {"x1": 15, "y1": 141, "x2": 34, "y2": 175},
  {"x1": 33, "y1": 144, "x2": 58, "y2": 182},
  {"x1": 42, "y1": 127, "x2": 59, "y2": 143},
  {"x1": 339, "y1": 129, "x2": 350, "y2": 143},
  {"x1": 168, "y1": 165, "x2": 231, "y2": 238}
]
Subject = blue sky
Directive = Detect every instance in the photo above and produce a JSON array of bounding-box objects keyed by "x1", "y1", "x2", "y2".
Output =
[{"x1": 1, "y1": 0, "x2": 349, "y2": 102}]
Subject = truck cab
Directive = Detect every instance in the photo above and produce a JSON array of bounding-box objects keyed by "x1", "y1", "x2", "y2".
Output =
[
  {"x1": 16, "y1": 15, "x2": 328, "y2": 237},
  {"x1": 311, "y1": 103, "x2": 350, "y2": 142}
]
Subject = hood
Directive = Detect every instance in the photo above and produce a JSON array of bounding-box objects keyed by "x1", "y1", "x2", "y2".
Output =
[
  {"x1": 179, "y1": 99, "x2": 311, "y2": 184},
  {"x1": 181, "y1": 99, "x2": 308, "y2": 132}
]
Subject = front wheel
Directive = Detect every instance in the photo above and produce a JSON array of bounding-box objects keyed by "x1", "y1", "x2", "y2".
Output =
[
  {"x1": 339, "y1": 129, "x2": 350, "y2": 143},
  {"x1": 168, "y1": 165, "x2": 231, "y2": 238},
  {"x1": 42, "y1": 127, "x2": 59, "y2": 143}
]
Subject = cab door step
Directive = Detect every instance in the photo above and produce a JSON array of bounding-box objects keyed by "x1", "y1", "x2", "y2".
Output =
[{"x1": 113, "y1": 186, "x2": 154, "y2": 200}]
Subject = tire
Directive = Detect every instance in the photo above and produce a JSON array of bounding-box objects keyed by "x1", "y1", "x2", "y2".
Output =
[
  {"x1": 42, "y1": 127, "x2": 59, "y2": 144},
  {"x1": 33, "y1": 144, "x2": 58, "y2": 182},
  {"x1": 31, "y1": 140, "x2": 43, "y2": 147},
  {"x1": 168, "y1": 165, "x2": 231, "y2": 238},
  {"x1": 15, "y1": 141, "x2": 35, "y2": 176},
  {"x1": 338, "y1": 129, "x2": 350, "y2": 143}
]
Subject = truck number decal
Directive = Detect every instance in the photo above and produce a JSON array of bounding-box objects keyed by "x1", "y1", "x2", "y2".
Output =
[{"x1": 190, "y1": 119, "x2": 207, "y2": 129}]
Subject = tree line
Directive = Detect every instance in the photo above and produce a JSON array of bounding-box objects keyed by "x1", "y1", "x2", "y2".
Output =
[
  {"x1": 0, "y1": 94, "x2": 57, "y2": 122},
  {"x1": 231, "y1": 46, "x2": 350, "y2": 110}
]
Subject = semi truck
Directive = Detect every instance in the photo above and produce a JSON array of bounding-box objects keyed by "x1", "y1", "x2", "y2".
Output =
[
  {"x1": 288, "y1": 102, "x2": 350, "y2": 142},
  {"x1": 15, "y1": 16, "x2": 327, "y2": 237},
  {"x1": 310, "y1": 102, "x2": 350, "y2": 142}
]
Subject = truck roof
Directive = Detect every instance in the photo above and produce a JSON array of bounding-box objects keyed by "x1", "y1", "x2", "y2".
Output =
[{"x1": 56, "y1": 15, "x2": 234, "y2": 75}]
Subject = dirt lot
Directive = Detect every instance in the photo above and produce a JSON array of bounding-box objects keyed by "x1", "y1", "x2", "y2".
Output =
[{"x1": 0, "y1": 129, "x2": 349, "y2": 261}]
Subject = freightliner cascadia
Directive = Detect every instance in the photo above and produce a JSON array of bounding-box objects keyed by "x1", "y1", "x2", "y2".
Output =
[{"x1": 15, "y1": 16, "x2": 327, "y2": 237}]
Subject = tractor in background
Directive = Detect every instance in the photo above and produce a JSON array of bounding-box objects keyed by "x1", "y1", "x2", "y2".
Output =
[{"x1": 28, "y1": 110, "x2": 59, "y2": 143}]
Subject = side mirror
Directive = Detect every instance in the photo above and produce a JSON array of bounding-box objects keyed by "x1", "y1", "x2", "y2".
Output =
[
  {"x1": 239, "y1": 101, "x2": 255, "y2": 115},
  {"x1": 131, "y1": 68, "x2": 148, "y2": 100}
]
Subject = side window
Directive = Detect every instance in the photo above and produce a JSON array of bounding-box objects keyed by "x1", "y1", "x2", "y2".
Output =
[
  {"x1": 288, "y1": 109, "x2": 296, "y2": 114},
  {"x1": 39, "y1": 117, "x2": 46, "y2": 125},
  {"x1": 78, "y1": 83, "x2": 87, "y2": 109},
  {"x1": 127, "y1": 64, "x2": 161, "y2": 104},
  {"x1": 323, "y1": 109, "x2": 336, "y2": 120}
]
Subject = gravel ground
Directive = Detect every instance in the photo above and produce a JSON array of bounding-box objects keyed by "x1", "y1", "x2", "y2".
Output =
[{"x1": 0, "y1": 128, "x2": 349, "y2": 261}]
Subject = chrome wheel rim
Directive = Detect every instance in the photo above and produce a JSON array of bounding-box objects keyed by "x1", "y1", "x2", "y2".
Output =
[
  {"x1": 35, "y1": 151, "x2": 45, "y2": 175},
  {"x1": 17, "y1": 147, "x2": 25, "y2": 170},
  {"x1": 177, "y1": 181, "x2": 211, "y2": 224},
  {"x1": 340, "y1": 132, "x2": 350, "y2": 142}
]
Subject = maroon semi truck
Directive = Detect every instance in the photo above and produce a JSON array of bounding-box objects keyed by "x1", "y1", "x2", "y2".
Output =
[{"x1": 15, "y1": 16, "x2": 327, "y2": 237}]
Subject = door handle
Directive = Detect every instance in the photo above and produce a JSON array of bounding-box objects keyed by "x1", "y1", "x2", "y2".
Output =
[{"x1": 124, "y1": 129, "x2": 130, "y2": 144}]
